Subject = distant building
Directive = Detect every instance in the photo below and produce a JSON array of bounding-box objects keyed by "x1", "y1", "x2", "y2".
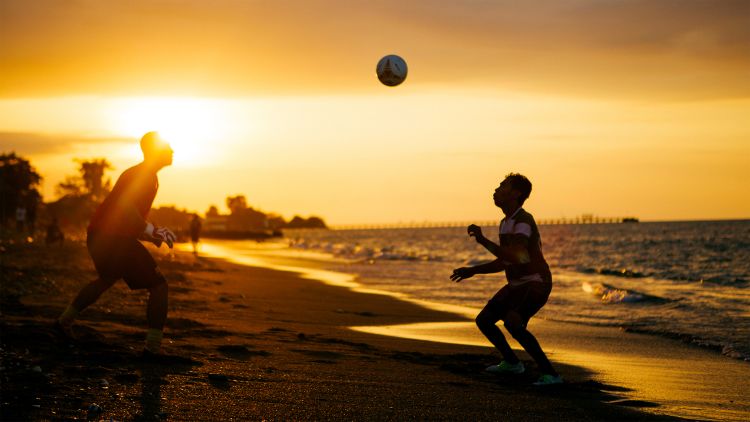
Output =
[{"x1": 204, "y1": 215, "x2": 229, "y2": 232}]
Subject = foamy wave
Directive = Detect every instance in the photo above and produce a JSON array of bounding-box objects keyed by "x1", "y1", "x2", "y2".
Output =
[
  {"x1": 581, "y1": 267, "x2": 647, "y2": 278},
  {"x1": 287, "y1": 238, "x2": 446, "y2": 262},
  {"x1": 581, "y1": 282, "x2": 667, "y2": 304}
]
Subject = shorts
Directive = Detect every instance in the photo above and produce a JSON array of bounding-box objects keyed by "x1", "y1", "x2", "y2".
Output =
[
  {"x1": 484, "y1": 280, "x2": 552, "y2": 325},
  {"x1": 87, "y1": 231, "x2": 166, "y2": 290}
]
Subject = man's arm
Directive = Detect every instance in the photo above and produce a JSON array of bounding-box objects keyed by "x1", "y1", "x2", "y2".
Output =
[
  {"x1": 473, "y1": 259, "x2": 505, "y2": 274},
  {"x1": 468, "y1": 224, "x2": 530, "y2": 264},
  {"x1": 451, "y1": 259, "x2": 504, "y2": 282}
]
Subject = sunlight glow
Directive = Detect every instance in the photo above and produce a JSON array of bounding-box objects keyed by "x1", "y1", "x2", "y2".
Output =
[{"x1": 110, "y1": 97, "x2": 233, "y2": 166}]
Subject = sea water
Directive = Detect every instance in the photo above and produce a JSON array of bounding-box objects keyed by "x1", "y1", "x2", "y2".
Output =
[{"x1": 282, "y1": 220, "x2": 750, "y2": 361}]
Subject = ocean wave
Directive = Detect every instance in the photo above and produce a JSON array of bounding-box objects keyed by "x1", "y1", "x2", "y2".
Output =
[
  {"x1": 577, "y1": 266, "x2": 749, "y2": 287},
  {"x1": 581, "y1": 282, "x2": 668, "y2": 304},
  {"x1": 580, "y1": 267, "x2": 647, "y2": 278},
  {"x1": 287, "y1": 239, "x2": 445, "y2": 262}
]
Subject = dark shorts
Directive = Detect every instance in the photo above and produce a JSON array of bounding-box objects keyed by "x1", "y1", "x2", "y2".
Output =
[
  {"x1": 87, "y1": 231, "x2": 166, "y2": 290},
  {"x1": 484, "y1": 281, "x2": 552, "y2": 325}
]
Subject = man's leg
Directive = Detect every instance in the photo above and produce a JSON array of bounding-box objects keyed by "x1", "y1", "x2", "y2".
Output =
[
  {"x1": 475, "y1": 306, "x2": 520, "y2": 364},
  {"x1": 58, "y1": 277, "x2": 116, "y2": 327},
  {"x1": 144, "y1": 281, "x2": 168, "y2": 353},
  {"x1": 504, "y1": 311, "x2": 557, "y2": 375},
  {"x1": 146, "y1": 281, "x2": 168, "y2": 330},
  {"x1": 123, "y1": 240, "x2": 169, "y2": 354}
]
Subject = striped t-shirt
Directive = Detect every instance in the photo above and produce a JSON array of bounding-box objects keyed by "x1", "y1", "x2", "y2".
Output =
[{"x1": 500, "y1": 208, "x2": 552, "y2": 286}]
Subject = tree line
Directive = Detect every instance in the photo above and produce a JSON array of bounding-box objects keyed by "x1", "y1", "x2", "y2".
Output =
[{"x1": 0, "y1": 152, "x2": 326, "y2": 240}]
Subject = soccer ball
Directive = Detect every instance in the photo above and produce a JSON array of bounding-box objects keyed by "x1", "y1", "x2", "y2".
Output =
[{"x1": 376, "y1": 55, "x2": 408, "y2": 87}]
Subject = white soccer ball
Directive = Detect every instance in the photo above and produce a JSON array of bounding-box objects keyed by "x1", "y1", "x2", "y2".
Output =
[{"x1": 376, "y1": 54, "x2": 408, "y2": 87}]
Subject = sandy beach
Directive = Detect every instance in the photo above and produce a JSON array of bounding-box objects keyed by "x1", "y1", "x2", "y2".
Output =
[{"x1": 1, "y1": 239, "x2": 747, "y2": 421}]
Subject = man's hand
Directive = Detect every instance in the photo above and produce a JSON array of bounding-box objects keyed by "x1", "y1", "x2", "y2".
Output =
[
  {"x1": 467, "y1": 224, "x2": 484, "y2": 241},
  {"x1": 153, "y1": 226, "x2": 176, "y2": 249},
  {"x1": 451, "y1": 267, "x2": 475, "y2": 283},
  {"x1": 145, "y1": 223, "x2": 176, "y2": 248}
]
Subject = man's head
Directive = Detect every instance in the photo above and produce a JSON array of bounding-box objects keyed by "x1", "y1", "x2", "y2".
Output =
[
  {"x1": 493, "y1": 173, "x2": 532, "y2": 209},
  {"x1": 140, "y1": 131, "x2": 173, "y2": 168}
]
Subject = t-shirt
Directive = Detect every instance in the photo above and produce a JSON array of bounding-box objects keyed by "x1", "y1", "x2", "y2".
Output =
[
  {"x1": 88, "y1": 163, "x2": 158, "y2": 238},
  {"x1": 499, "y1": 208, "x2": 551, "y2": 285}
]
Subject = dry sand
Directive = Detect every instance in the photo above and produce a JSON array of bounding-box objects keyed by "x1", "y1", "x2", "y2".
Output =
[{"x1": 1, "y1": 238, "x2": 746, "y2": 420}]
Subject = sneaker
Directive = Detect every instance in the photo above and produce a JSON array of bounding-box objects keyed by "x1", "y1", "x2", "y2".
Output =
[
  {"x1": 533, "y1": 374, "x2": 564, "y2": 386},
  {"x1": 485, "y1": 360, "x2": 525, "y2": 374}
]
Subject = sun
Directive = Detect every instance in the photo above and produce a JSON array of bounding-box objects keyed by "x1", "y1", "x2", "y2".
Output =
[{"x1": 111, "y1": 97, "x2": 231, "y2": 166}]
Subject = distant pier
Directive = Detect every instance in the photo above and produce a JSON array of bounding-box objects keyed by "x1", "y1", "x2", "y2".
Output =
[{"x1": 330, "y1": 215, "x2": 639, "y2": 231}]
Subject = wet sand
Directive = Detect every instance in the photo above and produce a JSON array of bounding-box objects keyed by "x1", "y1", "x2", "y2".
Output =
[{"x1": 1, "y1": 238, "x2": 743, "y2": 420}]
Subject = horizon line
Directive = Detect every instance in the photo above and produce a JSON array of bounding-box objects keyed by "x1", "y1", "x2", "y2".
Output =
[{"x1": 321, "y1": 217, "x2": 750, "y2": 230}]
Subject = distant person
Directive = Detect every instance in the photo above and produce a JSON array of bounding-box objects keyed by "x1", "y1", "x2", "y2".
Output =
[
  {"x1": 189, "y1": 214, "x2": 202, "y2": 255},
  {"x1": 57, "y1": 132, "x2": 177, "y2": 357},
  {"x1": 15, "y1": 206, "x2": 26, "y2": 233},
  {"x1": 451, "y1": 173, "x2": 562, "y2": 386},
  {"x1": 45, "y1": 217, "x2": 65, "y2": 246}
]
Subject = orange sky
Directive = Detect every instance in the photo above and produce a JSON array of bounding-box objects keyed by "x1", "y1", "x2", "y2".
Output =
[{"x1": 1, "y1": 0, "x2": 749, "y2": 224}]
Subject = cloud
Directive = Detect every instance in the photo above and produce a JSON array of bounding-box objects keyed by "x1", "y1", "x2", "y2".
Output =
[
  {"x1": 1, "y1": 0, "x2": 748, "y2": 100},
  {"x1": 0, "y1": 132, "x2": 132, "y2": 155}
]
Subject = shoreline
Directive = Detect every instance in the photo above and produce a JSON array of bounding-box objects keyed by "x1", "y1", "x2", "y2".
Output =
[
  {"x1": 195, "y1": 239, "x2": 750, "y2": 421},
  {"x1": 1, "y1": 238, "x2": 746, "y2": 420}
]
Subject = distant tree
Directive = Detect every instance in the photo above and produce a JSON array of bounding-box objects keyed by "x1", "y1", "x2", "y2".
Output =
[
  {"x1": 0, "y1": 152, "x2": 42, "y2": 227},
  {"x1": 305, "y1": 216, "x2": 327, "y2": 229},
  {"x1": 225, "y1": 194, "x2": 267, "y2": 230},
  {"x1": 286, "y1": 215, "x2": 327, "y2": 229},
  {"x1": 206, "y1": 205, "x2": 220, "y2": 217},
  {"x1": 56, "y1": 175, "x2": 85, "y2": 197},
  {"x1": 226, "y1": 195, "x2": 248, "y2": 215},
  {"x1": 56, "y1": 158, "x2": 112, "y2": 202},
  {"x1": 286, "y1": 216, "x2": 307, "y2": 228},
  {"x1": 47, "y1": 158, "x2": 113, "y2": 233},
  {"x1": 266, "y1": 213, "x2": 287, "y2": 230},
  {"x1": 80, "y1": 159, "x2": 112, "y2": 201}
]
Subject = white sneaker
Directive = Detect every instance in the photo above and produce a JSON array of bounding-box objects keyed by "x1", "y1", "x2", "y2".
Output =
[{"x1": 485, "y1": 360, "x2": 525, "y2": 374}]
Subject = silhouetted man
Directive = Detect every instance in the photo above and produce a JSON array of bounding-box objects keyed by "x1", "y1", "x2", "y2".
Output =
[
  {"x1": 451, "y1": 173, "x2": 562, "y2": 385},
  {"x1": 57, "y1": 132, "x2": 176, "y2": 356}
]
